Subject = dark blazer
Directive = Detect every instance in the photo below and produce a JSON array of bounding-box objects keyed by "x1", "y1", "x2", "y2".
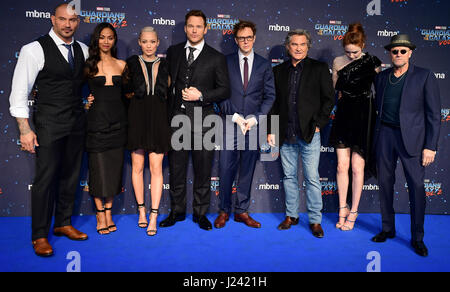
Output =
[
  {"x1": 166, "y1": 42, "x2": 230, "y2": 124},
  {"x1": 220, "y1": 52, "x2": 276, "y2": 122},
  {"x1": 269, "y1": 57, "x2": 335, "y2": 145},
  {"x1": 373, "y1": 64, "x2": 441, "y2": 156}
]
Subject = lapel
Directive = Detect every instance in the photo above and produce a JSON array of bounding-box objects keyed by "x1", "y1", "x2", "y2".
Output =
[
  {"x1": 377, "y1": 69, "x2": 390, "y2": 112},
  {"x1": 172, "y1": 43, "x2": 185, "y2": 83},
  {"x1": 297, "y1": 57, "x2": 311, "y2": 100},
  {"x1": 230, "y1": 53, "x2": 244, "y2": 94},
  {"x1": 399, "y1": 64, "x2": 415, "y2": 110},
  {"x1": 245, "y1": 53, "x2": 259, "y2": 93}
]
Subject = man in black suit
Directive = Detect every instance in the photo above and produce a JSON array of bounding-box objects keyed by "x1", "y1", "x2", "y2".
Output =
[
  {"x1": 268, "y1": 29, "x2": 334, "y2": 237},
  {"x1": 160, "y1": 10, "x2": 230, "y2": 230}
]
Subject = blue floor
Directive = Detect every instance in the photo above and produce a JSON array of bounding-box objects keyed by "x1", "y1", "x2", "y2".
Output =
[{"x1": 0, "y1": 213, "x2": 449, "y2": 272}]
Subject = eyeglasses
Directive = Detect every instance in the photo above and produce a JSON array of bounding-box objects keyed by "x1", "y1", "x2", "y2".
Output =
[
  {"x1": 236, "y1": 36, "x2": 254, "y2": 42},
  {"x1": 391, "y1": 49, "x2": 408, "y2": 55}
]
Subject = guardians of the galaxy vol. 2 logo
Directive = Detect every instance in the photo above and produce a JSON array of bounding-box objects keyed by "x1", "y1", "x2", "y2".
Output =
[
  {"x1": 207, "y1": 14, "x2": 239, "y2": 35},
  {"x1": 80, "y1": 7, "x2": 127, "y2": 29},
  {"x1": 315, "y1": 21, "x2": 348, "y2": 41}
]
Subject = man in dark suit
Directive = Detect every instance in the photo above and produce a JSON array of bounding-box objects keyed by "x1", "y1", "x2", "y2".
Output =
[
  {"x1": 8, "y1": 3, "x2": 89, "y2": 257},
  {"x1": 371, "y1": 34, "x2": 441, "y2": 257},
  {"x1": 160, "y1": 10, "x2": 230, "y2": 230},
  {"x1": 214, "y1": 20, "x2": 275, "y2": 229},
  {"x1": 268, "y1": 29, "x2": 334, "y2": 238}
]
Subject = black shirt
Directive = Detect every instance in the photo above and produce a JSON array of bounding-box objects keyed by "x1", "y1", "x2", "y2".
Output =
[{"x1": 285, "y1": 60, "x2": 303, "y2": 143}]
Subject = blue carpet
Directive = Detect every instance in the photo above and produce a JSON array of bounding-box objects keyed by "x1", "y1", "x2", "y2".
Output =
[{"x1": 0, "y1": 213, "x2": 449, "y2": 272}]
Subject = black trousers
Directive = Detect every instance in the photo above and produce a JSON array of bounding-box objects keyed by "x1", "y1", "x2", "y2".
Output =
[
  {"x1": 31, "y1": 132, "x2": 85, "y2": 241},
  {"x1": 375, "y1": 124, "x2": 426, "y2": 242},
  {"x1": 168, "y1": 126, "x2": 215, "y2": 217}
]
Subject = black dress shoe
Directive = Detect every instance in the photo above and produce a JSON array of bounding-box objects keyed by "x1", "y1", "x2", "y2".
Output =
[
  {"x1": 371, "y1": 231, "x2": 396, "y2": 242},
  {"x1": 193, "y1": 215, "x2": 212, "y2": 231},
  {"x1": 411, "y1": 241, "x2": 428, "y2": 257},
  {"x1": 159, "y1": 212, "x2": 186, "y2": 228}
]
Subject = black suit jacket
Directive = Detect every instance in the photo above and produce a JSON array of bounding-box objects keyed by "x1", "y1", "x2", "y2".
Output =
[
  {"x1": 166, "y1": 42, "x2": 230, "y2": 128},
  {"x1": 269, "y1": 57, "x2": 335, "y2": 145}
]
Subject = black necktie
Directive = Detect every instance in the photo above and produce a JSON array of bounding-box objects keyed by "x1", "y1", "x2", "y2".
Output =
[
  {"x1": 63, "y1": 44, "x2": 74, "y2": 70},
  {"x1": 187, "y1": 47, "x2": 196, "y2": 66}
]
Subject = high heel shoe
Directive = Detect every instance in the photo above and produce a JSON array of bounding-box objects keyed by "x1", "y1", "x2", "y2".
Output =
[
  {"x1": 96, "y1": 208, "x2": 110, "y2": 235},
  {"x1": 335, "y1": 204, "x2": 350, "y2": 229},
  {"x1": 341, "y1": 211, "x2": 358, "y2": 231},
  {"x1": 104, "y1": 207, "x2": 117, "y2": 232},
  {"x1": 147, "y1": 209, "x2": 159, "y2": 236},
  {"x1": 137, "y1": 203, "x2": 148, "y2": 228}
]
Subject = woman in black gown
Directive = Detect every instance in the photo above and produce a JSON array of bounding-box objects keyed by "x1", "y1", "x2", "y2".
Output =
[
  {"x1": 329, "y1": 23, "x2": 381, "y2": 231},
  {"x1": 85, "y1": 23, "x2": 128, "y2": 235},
  {"x1": 126, "y1": 27, "x2": 170, "y2": 236}
]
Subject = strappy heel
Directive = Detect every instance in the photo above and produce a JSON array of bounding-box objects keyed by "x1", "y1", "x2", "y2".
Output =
[
  {"x1": 96, "y1": 208, "x2": 110, "y2": 235},
  {"x1": 147, "y1": 209, "x2": 159, "y2": 236},
  {"x1": 104, "y1": 207, "x2": 117, "y2": 232},
  {"x1": 336, "y1": 204, "x2": 350, "y2": 229},
  {"x1": 137, "y1": 203, "x2": 148, "y2": 228},
  {"x1": 341, "y1": 211, "x2": 358, "y2": 231}
]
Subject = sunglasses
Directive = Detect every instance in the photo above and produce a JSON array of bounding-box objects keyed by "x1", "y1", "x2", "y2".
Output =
[{"x1": 391, "y1": 49, "x2": 409, "y2": 55}]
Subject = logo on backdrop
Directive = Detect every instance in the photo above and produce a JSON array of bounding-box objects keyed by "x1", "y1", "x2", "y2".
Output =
[
  {"x1": 377, "y1": 29, "x2": 399, "y2": 37},
  {"x1": 421, "y1": 26, "x2": 450, "y2": 46},
  {"x1": 152, "y1": 16, "x2": 176, "y2": 26},
  {"x1": 25, "y1": 10, "x2": 51, "y2": 19},
  {"x1": 367, "y1": 0, "x2": 381, "y2": 16},
  {"x1": 404, "y1": 180, "x2": 443, "y2": 197},
  {"x1": 315, "y1": 21, "x2": 348, "y2": 41},
  {"x1": 268, "y1": 24, "x2": 290, "y2": 32},
  {"x1": 80, "y1": 7, "x2": 127, "y2": 28},
  {"x1": 207, "y1": 14, "x2": 239, "y2": 35}
]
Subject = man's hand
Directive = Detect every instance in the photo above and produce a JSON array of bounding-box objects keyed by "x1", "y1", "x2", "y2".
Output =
[
  {"x1": 422, "y1": 149, "x2": 436, "y2": 167},
  {"x1": 315, "y1": 127, "x2": 320, "y2": 133},
  {"x1": 235, "y1": 115, "x2": 248, "y2": 135},
  {"x1": 267, "y1": 134, "x2": 276, "y2": 147},
  {"x1": 182, "y1": 87, "x2": 202, "y2": 101},
  {"x1": 17, "y1": 118, "x2": 38, "y2": 154},
  {"x1": 244, "y1": 117, "x2": 257, "y2": 132},
  {"x1": 20, "y1": 131, "x2": 39, "y2": 154}
]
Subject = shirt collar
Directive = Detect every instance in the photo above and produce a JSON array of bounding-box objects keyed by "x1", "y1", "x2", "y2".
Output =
[
  {"x1": 49, "y1": 28, "x2": 74, "y2": 46},
  {"x1": 238, "y1": 49, "x2": 254, "y2": 63},
  {"x1": 185, "y1": 39, "x2": 205, "y2": 53},
  {"x1": 289, "y1": 58, "x2": 305, "y2": 70}
]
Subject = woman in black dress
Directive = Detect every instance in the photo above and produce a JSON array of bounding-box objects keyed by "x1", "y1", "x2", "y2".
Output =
[
  {"x1": 329, "y1": 23, "x2": 381, "y2": 231},
  {"x1": 126, "y1": 27, "x2": 170, "y2": 236},
  {"x1": 85, "y1": 23, "x2": 128, "y2": 235}
]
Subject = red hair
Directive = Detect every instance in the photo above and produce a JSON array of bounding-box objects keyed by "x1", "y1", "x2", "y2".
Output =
[{"x1": 343, "y1": 22, "x2": 366, "y2": 48}]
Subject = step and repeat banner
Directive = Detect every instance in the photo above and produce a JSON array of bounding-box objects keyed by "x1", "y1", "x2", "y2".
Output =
[{"x1": 0, "y1": 0, "x2": 448, "y2": 216}]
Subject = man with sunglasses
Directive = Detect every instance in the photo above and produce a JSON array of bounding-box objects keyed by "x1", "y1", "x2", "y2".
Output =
[{"x1": 371, "y1": 34, "x2": 441, "y2": 257}]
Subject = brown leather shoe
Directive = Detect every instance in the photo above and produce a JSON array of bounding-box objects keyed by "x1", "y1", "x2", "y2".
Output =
[
  {"x1": 278, "y1": 216, "x2": 299, "y2": 230},
  {"x1": 234, "y1": 212, "x2": 261, "y2": 228},
  {"x1": 53, "y1": 225, "x2": 88, "y2": 241},
  {"x1": 32, "y1": 238, "x2": 53, "y2": 257},
  {"x1": 214, "y1": 212, "x2": 229, "y2": 229},
  {"x1": 310, "y1": 224, "x2": 324, "y2": 238}
]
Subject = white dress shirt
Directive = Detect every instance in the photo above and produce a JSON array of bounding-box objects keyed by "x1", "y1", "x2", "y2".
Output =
[
  {"x1": 238, "y1": 49, "x2": 254, "y2": 85},
  {"x1": 184, "y1": 39, "x2": 205, "y2": 62},
  {"x1": 9, "y1": 28, "x2": 89, "y2": 118},
  {"x1": 232, "y1": 49, "x2": 257, "y2": 125}
]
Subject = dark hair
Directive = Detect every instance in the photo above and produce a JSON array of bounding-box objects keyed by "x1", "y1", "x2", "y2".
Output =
[
  {"x1": 185, "y1": 10, "x2": 207, "y2": 27},
  {"x1": 233, "y1": 20, "x2": 257, "y2": 36},
  {"x1": 343, "y1": 22, "x2": 366, "y2": 48},
  {"x1": 85, "y1": 23, "x2": 118, "y2": 78}
]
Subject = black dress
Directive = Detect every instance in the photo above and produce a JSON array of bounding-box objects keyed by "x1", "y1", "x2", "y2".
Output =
[
  {"x1": 329, "y1": 53, "x2": 381, "y2": 172},
  {"x1": 86, "y1": 75, "x2": 127, "y2": 198},
  {"x1": 126, "y1": 56, "x2": 171, "y2": 153}
]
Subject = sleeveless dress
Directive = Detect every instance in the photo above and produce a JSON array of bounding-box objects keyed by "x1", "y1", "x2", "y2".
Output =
[
  {"x1": 126, "y1": 56, "x2": 171, "y2": 153},
  {"x1": 86, "y1": 75, "x2": 127, "y2": 198},
  {"x1": 329, "y1": 53, "x2": 381, "y2": 175}
]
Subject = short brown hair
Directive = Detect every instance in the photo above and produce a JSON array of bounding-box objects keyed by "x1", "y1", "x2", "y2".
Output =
[
  {"x1": 185, "y1": 10, "x2": 207, "y2": 27},
  {"x1": 233, "y1": 20, "x2": 257, "y2": 36},
  {"x1": 343, "y1": 22, "x2": 366, "y2": 48}
]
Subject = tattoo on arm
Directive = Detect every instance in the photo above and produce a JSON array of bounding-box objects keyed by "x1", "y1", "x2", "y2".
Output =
[{"x1": 17, "y1": 118, "x2": 32, "y2": 135}]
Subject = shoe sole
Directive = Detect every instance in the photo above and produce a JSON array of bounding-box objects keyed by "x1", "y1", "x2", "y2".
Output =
[{"x1": 53, "y1": 232, "x2": 88, "y2": 241}]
